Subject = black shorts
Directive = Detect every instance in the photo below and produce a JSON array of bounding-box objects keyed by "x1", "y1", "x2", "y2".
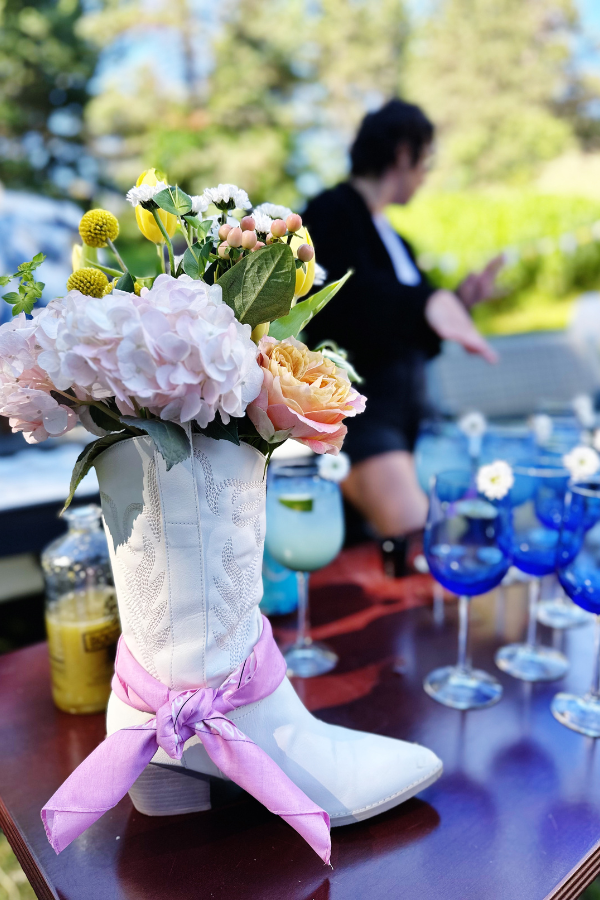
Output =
[{"x1": 342, "y1": 355, "x2": 429, "y2": 465}]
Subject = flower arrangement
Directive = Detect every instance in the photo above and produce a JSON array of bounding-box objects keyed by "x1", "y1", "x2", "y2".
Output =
[{"x1": 0, "y1": 172, "x2": 360, "y2": 507}]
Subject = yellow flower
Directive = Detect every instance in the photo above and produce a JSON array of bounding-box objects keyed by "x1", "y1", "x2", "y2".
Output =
[
  {"x1": 250, "y1": 322, "x2": 270, "y2": 343},
  {"x1": 67, "y1": 267, "x2": 109, "y2": 298},
  {"x1": 79, "y1": 209, "x2": 119, "y2": 248},
  {"x1": 290, "y1": 226, "x2": 315, "y2": 298},
  {"x1": 71, "y1": 244, "x2": 84, "y2": 271},
  {"x1": 104, "y1": 278, "x2": 116, "y2": 296},
  {"x1": 134, "y1": 169, "x2": 177, "y2": 243}
]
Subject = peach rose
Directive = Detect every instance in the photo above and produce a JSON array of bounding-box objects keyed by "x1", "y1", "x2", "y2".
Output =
[{"x1": 248, "y1": 336, "x2": 366, "y2": 455}]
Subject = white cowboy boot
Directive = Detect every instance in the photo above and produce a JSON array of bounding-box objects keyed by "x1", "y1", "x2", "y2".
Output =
[{"x1": 97, "y1": 435, "x2": 442, "y2": 826}]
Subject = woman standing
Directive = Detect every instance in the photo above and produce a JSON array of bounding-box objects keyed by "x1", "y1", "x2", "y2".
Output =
[{"x1": 303, "y1": 100, "x2": 502, "y2": 574}]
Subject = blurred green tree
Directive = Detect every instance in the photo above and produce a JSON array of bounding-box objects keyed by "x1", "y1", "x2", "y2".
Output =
[
  {"x1": 0, "y1": 0, "x2": 98, "y2": 200},
  {"x1": 405, "y1": 0, "x2": 595, "y2": 188},
  {"x1": 77, "y1": 0, "x2": 410, "y2": 205}
]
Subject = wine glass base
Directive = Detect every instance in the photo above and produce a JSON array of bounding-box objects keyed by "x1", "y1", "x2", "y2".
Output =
[
  {"x1": 551, "y1": 692, "x2": 600, "y2": 738},
  {"x1": 284, "y1": 642, "x2": 338, "y2": 678},
  {"x1": 423, "y1": 665, "x2": 503, "y2": 710},
  {"x1": 495, "y1": 643, "x2": 569, "y2": 682},
  {"x1": 536, "y1": 599, "x2": 592, "y2": 630}
]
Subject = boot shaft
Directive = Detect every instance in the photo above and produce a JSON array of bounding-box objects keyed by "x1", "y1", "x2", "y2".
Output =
[{"x1": 95, "y1": 434, "x2": 266, "y2": 690}]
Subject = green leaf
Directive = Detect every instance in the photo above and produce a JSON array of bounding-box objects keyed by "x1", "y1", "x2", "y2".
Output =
[
  {"x1": 115, "y1": 271, "x2": 135, "y2": 292},
  {"x1": 63, "y1": 432, "x2": 130, "y2": 512},
  {"x1": 3, "y1": 290, "x2": 35, "y2": 316},
  {"x1": 154, "y1": 186, "x2": 192, "y2": 217},
  {"x1": 269, "y1": 270, "x2": 353, "y2": 340},
  {"x1": 0, "y1": 275, "x2": 13, "y2": 286},
  {"x1": 2, "y1": 292, "x2": 20, "y2": 303},
  {"x1": 182, "y1": 214, "x2": 201, "y2": 229},
  {"x1": 32, "y1": 252, "x2": 46, "y2": 266},
  {"x1": 196, "y1": 220, "x2": 213, "y2": 240},
  {"x1": 197, "y1": 413, "x2": 240, "y2": 445},
  {"x1": 182, "y1": 246, "x2": 202, "y2": 279},
  {"x1": 89, "y1": 404, "x2": 125, "y2": 433},
  {"x1": 217, "y1": 243, "x2": 296, "y2": 329},
  {"x1": 120, "y1": 416, "x2": 191, "y2": 470}
]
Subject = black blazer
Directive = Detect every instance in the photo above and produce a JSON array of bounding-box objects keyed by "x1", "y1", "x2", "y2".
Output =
[{"x1": 303, "y1": 182, "x2": 441, "y2": 378}]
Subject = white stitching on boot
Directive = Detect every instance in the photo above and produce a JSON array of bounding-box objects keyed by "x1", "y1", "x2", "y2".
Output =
[{"x1": 213, "y1": 538, "x2": 261, "y2": 669}]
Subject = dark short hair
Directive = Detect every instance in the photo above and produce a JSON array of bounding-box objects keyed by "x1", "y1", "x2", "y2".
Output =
[{"x1": 350, "y1": 99, "x2": 435, "y2": 177}]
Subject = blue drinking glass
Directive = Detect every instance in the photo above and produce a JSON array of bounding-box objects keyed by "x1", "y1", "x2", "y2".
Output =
[
  {"x1": 494, "y1": 464, "x2": 570, "y2": 681},
  {"x1": 552, "y1": 477, "x2": 600, "y2": 737},
  {"x1": 414, "y1": 419, "x2": 470, "y2": 495},
  {"x1": 423, "y1": 469, "x2": 510, "y2": 710},
  {"x1": 266, "y1": 463, "x2": 344, "y2": 677}
]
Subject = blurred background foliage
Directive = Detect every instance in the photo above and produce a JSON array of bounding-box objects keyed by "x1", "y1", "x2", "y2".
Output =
[{"x1": 2, "y1": 0, "x2": 600, "y2": 332}]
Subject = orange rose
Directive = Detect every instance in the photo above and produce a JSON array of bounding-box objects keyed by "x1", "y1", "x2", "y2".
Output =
[{"x1": 248, "y1": 337, "x2": 366, "y2": 455}]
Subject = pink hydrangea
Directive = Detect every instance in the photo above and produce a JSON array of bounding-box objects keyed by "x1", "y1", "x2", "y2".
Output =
[
  {"x1": 37, "y1": 275, "x2": 263, "y2": 429},
  {"x1": 248, "y1": 336, "x2": 366, "y2": 455},
  {"x1": 0, "y1": 311, "x2": 77, "y2": 443}
]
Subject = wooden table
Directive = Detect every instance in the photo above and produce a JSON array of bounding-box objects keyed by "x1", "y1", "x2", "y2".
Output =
[{"x1": 1, "y1": 579, "x2": 600, "y2": 900}]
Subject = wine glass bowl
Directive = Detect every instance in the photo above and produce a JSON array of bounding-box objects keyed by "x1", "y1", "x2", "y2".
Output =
[
  {"x1": 423, "y1": 470, "x2": 510, "y2": 710},
  {"x1": 266, "y1": 463, "x2": 344, "y2": 678}
]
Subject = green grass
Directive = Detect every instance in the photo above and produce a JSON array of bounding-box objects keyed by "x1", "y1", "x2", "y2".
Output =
[
  {"x1": 0, "y1": 833, "x2": 35, "y2": 900},
  {"x1": 387, "y1": 190, "x2": 600, "y2": 335}
]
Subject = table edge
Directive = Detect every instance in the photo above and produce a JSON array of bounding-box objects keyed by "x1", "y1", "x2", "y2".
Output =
[
  {"x1": 545, "y1": 837, "x2": 600, "y2": 900},
  {"x1": 0, "y1": 794, "x2": 57, "y2": 900}
]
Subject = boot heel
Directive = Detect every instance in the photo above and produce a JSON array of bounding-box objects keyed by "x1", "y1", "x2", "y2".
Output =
[{"x1": 129, "y1": 764, "x2": 212, "y2": 816}]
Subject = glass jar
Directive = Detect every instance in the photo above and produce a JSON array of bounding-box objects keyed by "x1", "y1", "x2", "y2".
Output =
[{"x1": 42, "y1": 504, "x2": 119, "y2": 715}]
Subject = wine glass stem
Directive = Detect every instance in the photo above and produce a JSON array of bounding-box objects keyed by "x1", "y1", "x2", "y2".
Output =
[
  {"x1": 295, "y1": 571, "x2": 311, "y2": 649},
  {"x1": 457, "y1": 595, "x2": 471, "y2": 674},
  {"x1": 589, "y1": 615, "x2": 600, "y2": 700},
  {"x1": 526, "y1": 578, "x2": 539, "y2": 648}
]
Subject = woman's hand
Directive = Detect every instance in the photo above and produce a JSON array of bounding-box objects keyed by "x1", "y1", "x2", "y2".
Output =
[
  {"x1": 425, "y1": 289, "x2": 499, "y2": 364},
  {"x1": 457, "y1": 255, "x2": 504, "y2": 309}
]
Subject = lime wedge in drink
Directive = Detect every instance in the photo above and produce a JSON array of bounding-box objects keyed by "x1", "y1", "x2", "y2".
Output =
[{"x1": 278, "y1": 494, "x2": 314, "y2": 513}]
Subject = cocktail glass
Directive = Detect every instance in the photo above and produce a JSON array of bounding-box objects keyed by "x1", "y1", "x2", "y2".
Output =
[
  {"x1": 266, "y1": 463, "x2": 344, "y2": 677},
  {"x1": 423, "y1": 469, "x2": 510, "y2": 710}
]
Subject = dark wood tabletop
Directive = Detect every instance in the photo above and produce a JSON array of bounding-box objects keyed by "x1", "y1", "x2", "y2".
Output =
[{"x1": 1, "y1": 575, "x2": 600, "y2": 900}]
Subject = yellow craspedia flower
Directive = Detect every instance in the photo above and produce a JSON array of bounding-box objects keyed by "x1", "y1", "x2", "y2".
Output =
[
  {"x1": 290, "y1": 226, "x2": 315, "y2": 298},
  {"x1": 134, "y1": 168, "x2": 177, "y2": 244},
  {"x1": 79, "y1": 209, "x2": 119, "y2": 248},
  {"x1": 134, "y1": 281, "x2": 142, "y2": 296},
  {"x1": 67, "y1": 267, "x2": 109, "y2": 298},
  {"x1": 104, "y1": 278, "x2": 116, "y2": 296}
]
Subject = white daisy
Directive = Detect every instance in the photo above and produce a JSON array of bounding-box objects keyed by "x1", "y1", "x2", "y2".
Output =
[
  {"x1": 126, "y1": 180, "x2": 168, "y2": 206},
  {"x1": 201, "y1": 183, "x2": 250, "y2": 210},
  {"x1": 530, "y1": 413, "x2": 553, "y2": 445},
  {"x1": 313, "y1": 262, "x2": 327, "y2": 286},
  {"x1": 458, "y1": 411, "x2": 487, "y2": 438},
  {"x1": 249, "y1": 210, "x2": 274, "y2": 235},
  {"x1": 563, "y1": 445, "x2": 600, "y2": 481},
  {"x1": 317, "y1": 451, "x2": 350, "y2": 483},
  {"x1": 476, "y1": 460, "x2": 514, "y2": 501},
  {"x1": 572, "y1": 394, "x2": 596, "y2": 429},
  {"x1": 190, "y1": 195, "x2": 209, "y2": 215},
  {"x1": 254, "y1": 202, "x2": 293, "y2": 221}
]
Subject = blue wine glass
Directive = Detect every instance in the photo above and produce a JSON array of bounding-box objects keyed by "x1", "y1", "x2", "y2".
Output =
[
  {"x1": 552, "y1": 476, "x2": 600, "y2": 737},
  {"x1": 423, "y1": 469, "x2": 510, "y2": 710},
  {"x1": 494, "y1": 464, "x2": 570, "y2": 681},
  {"x1": 266, "y1": 463, "x2": 344, "y2": 677},
  {"x1": 534, "y1": 456, "x2": 593, "y2": 630}
]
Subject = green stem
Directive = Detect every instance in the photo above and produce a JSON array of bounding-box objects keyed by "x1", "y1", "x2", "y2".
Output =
[
  {"x1": 91, "y1": 261, "x2": 123, "y2": 278},
  {"x1": 107, "y1": 239, "x2": 128, "y2": 273},
  {"x1": 53, "y1": 391, "x2": 124, "y2": 424},
  {"x1": 177, "y1": 217, "x2": 194, "y2": 251},
  {"x1": 152, "y1": 210, "x2": 175, "y2": 275},
  {"x1": 156, "y1": 242, "x2": 166, "y2": 275}
]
